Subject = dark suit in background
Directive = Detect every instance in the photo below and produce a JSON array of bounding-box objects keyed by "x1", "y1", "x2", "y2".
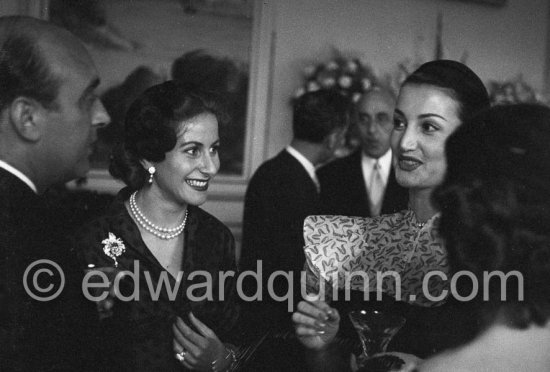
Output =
[
  {"x1": 0, "y1": 169, "x2": 97, "y2": 371},
  {"x1": 317, "y1": 150, "x2": 408, "y2": 217},
  {"x1": 240, "y1": 150, "x2": 320, "y2": 329},
  {"x1": 239, "y1": 90, "x2": 352, "y2": 371},
  {"x1": 0, "y1": 169, "x2": 44, "y2": 370}
]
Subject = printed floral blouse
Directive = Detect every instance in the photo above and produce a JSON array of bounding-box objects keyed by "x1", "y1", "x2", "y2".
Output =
[
  {"x1": 303, "y1": 210, "x2": 449, "y2": 307},
  {"x1": 72, "y1": 189, "x2": 240, "y2": 371}
]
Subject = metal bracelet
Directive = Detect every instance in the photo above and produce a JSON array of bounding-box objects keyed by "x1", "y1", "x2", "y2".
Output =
[{"x1": 211, "y1": 346, "x2": 237, "y2": 372}]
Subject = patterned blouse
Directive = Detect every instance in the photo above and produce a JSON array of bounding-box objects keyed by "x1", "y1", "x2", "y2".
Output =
[
  {"x1": 72, "y1": 189, "x2": 240, "y2": 371},
  {"x1": 303, "y1": 210, "x2": 449, "y2": 307}
]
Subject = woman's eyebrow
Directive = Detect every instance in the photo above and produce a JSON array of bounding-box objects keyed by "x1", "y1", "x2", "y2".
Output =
[
  {"x1": 418, "y1": 113, "x2": 448, "y2": 121},
  {"x1": 179, "y1": 141, "x2": 203, "y2": 147}
]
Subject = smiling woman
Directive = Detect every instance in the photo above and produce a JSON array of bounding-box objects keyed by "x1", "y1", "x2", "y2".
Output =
[
  {"x1": 72, "y1": 81, "x2": 241, "y2": 371},
  {"x1": 141, "y1": 112, "x2": 220, "y2": 208},
  {"x1": 391, "y1": 84, "x2": 462, "y2": 190},
  {"x1": 294, "y1": 61, "x2": 492, "y2": 361}
]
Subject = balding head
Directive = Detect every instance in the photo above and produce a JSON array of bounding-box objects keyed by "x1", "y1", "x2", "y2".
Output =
[
  {"x1": 0, "y1": 16, "x2": 110, "y2": 192},
  {"x1": 0, "y1": 17, "x2": 59, "y2": 111},
  {"x1": 356, "y1": 88, "x2": 396, "y2": 159},
  {"x1": 0, "y1": 16, "x2": 98, "y2": 108}
]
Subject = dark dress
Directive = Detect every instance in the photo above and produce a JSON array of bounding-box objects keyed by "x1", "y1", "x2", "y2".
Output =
[
  {"x1": 317, "y1": 150, "x2": 408, "y2": 217},
  {"x1": 72, "y1": 189, "x2": 241, "y2": 371}
]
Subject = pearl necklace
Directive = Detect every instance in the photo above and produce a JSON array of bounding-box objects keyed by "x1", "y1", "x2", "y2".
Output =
[{"x1": 129, "y1": 191, "x2": 188, "y2": 240}]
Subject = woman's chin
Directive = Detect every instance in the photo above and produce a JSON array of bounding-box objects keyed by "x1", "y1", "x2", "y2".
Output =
[
  {"x1": 395, "y1": 173, "x2": 417, "y2": 189},
  {"x1": 180, "y1": 193, "x2": 208, "y2": 207}
]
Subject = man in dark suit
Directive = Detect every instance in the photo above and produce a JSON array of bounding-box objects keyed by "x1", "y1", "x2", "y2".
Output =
[
  {"x1": 318, "y1": 88, "x2": 408, "y2": 217},
  {"x1": 240, "y1": 90, "x2": 351, "y2": 332},
  {"x1": 0, "y1": 16, "x2": 110, "y2": 371}
]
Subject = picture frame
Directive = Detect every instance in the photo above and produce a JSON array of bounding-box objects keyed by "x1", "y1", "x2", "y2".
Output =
[
  {"x1": 38, "y1": 0, "x2": 274, "y2": 197},
  {"x1": 448, "y1": 0, "x2": 506, "y2": 6}
]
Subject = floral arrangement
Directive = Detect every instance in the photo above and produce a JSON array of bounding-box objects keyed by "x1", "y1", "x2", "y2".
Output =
[
  {"x1": 293, "y1": 50, "x2": 382, "y2": 103},
  {"x1": 487, "y1": 75, "x2": 547, "y2": 106},
  {"x1": 293, "y1": 50, "x2": 390, "y2": 156}
]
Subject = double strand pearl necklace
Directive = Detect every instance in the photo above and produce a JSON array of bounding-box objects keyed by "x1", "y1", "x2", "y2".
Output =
[{"x1": 129, "y1": 191, "x2": 188, "y2": 240}]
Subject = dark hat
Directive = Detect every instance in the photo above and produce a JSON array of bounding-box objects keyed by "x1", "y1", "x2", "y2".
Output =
[{"x1": 404, "y1": 59, "x2": 490, "y2": 122}]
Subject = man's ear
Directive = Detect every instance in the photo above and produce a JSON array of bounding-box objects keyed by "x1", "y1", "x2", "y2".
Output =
[
  {"x1": 326, "y1": 128, "x2": 344, "y2": 151},
  {"x1": 8, "y1": 97, "x2": 44, "y2": 142}
]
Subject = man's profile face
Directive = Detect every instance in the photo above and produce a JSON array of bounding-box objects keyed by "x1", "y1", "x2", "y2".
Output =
[
  {"x1": 356, "y1": 90, "x2": 395, "y2": 159},
  {"x1": 40, "y1": 36, "x2": 110, "y2": 183}
]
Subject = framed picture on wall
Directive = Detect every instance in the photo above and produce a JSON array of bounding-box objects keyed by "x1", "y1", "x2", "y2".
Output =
[
  {"x1": 38, "y1": 0, "x2": 273, "y2": 194},
  {"x1": 448, "y1": 0, "x2": 506, "y2": 6}
]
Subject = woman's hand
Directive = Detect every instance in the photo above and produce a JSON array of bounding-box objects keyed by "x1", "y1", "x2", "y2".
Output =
[
  {"x1": 292, "y1": 299, "x2": 340, "y2": 351},
  {"x1": 172, "y1": 312, "x2": 231, "y2": 371}
]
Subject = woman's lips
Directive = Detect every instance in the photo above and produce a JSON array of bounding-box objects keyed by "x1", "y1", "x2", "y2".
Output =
[
  {"x1": 186, "y1": 179, "x2": 209, "y2": 191},
  {"x1": 398, "y1": 155, "x2": 422, "y2": 171}
]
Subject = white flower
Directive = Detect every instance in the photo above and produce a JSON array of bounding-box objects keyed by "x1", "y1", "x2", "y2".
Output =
[
  {"x1": 294, "y1": 87, "x2": 306, "y2": 98},
  {"x1": 326, "y1": 61, "x2": 339, "y2": 71},
  {"x1": 321, "y1": 77, "x2": 336, "y2": 88},
  {"x1": 307, "y1": 81, "x2": 320, "y2": 92},
  {"x1": 102, "y1": 232, "x2": 126, "y2": 267},
  {"x1": 359, "y1": 57, "x2": 370, "y2": 68},
  {"x1": 338, "y1": 75, "x2": 352, "y2": 88},
  {"x1": 352, "y1": 92, "x2": 362, "y2": 103},
  {"x1": 361, "y1": 78, "x2": 372, "y2": 90},
  {"x1": 303, "y1": 65, "x2": 316, "y2": 78},
  {"x1": 345, "y1": 60, "x2": 358, "y2": 73}
]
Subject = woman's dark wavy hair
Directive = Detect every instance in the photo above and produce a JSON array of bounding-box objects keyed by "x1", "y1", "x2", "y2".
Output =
[
  {"x1": 403, "y1": 60, "x2": 490, "y2": 123},
  {"x1": 110, "y1": 81, "x2": 224, "y2": 190},
  {"x1": 434, "y1": 104, "x2": 550, "y2": 328}
]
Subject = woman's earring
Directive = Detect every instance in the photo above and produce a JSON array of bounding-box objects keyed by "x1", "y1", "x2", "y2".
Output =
[{"x1": 148, "y1": 166, "x2": 156, "y2": 184}]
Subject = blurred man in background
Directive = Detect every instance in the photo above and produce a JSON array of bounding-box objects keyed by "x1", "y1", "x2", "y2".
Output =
[
  {"x1": 318, "y1": 88, "x2": 408, "y2": 217},
  {"x1": 241, "y1": 90, "x2": 351, "y2": 334}
]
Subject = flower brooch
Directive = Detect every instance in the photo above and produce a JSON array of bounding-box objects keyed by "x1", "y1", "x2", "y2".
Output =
[{"x1": 102, "y1": 232, "x2": 126, "y2": 267}]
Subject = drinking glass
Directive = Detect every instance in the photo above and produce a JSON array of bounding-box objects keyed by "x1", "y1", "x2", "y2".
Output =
[{"x1": 348, "y1": 309, "x2": 406, "y2": 366}]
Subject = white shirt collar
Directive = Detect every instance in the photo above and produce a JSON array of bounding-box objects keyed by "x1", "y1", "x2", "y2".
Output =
[
  {"x1": 285, "y1": 146, "x2": 319, "y2": 186},
  {"x1": 0, "y1": 160, "x2": 38, "y2": 194},
  {"x1": 361, "y1": 149, "x2": 392, "y2": 187}
]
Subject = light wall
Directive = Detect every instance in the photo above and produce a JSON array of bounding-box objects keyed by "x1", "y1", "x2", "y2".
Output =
[
  {"x1": 265, "y1": 0, "x2": 549, "y2": 157},
  {"x1": 0, "y1": 0, "x2": 548, "y2": 251}
]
